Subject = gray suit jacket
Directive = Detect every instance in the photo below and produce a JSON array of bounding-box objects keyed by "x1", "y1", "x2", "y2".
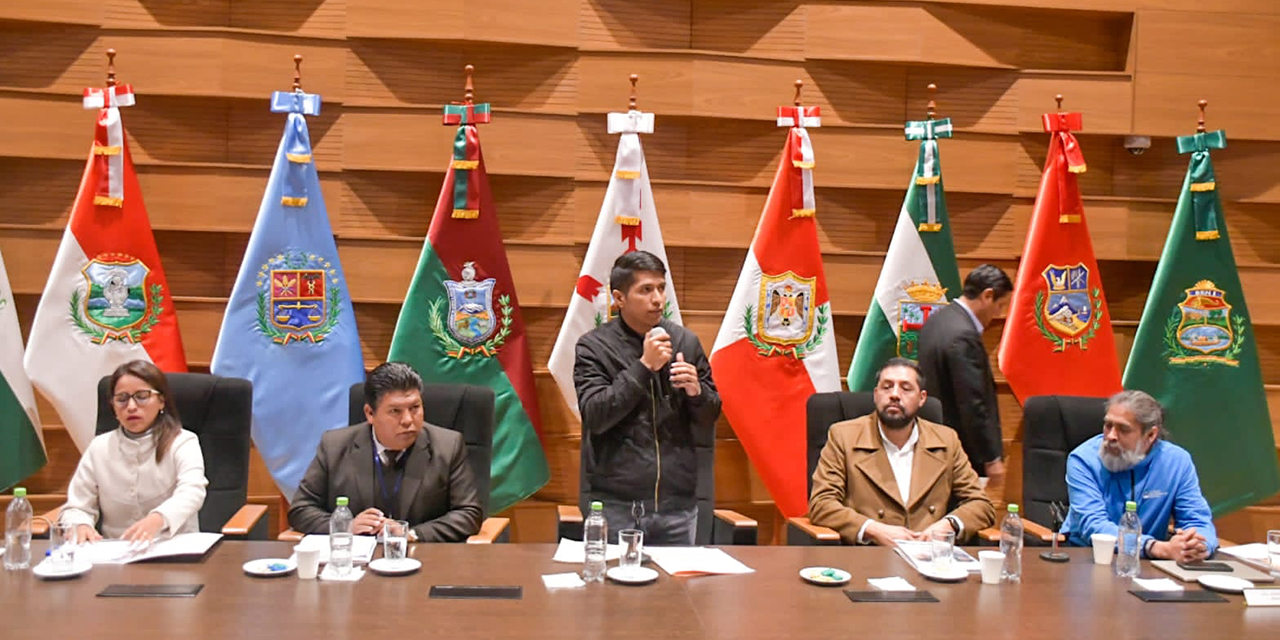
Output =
[{"x1": 288, "y1": 422, "x2": 484, "y2": 542}]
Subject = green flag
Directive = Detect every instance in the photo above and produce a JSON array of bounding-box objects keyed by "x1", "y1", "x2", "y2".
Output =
[
  {"x1": 1, "y1": 248, "x2": 45, "y2": 491},
  {"x1": 847, "y1": 118, "x2": 962, "y2": 391},
  {"x1": 388, "y1": 101, "x2": 548, "y2": 513},
  {"x1": 1122, "y1": 128, "x2": 1280, "y2": 515}
]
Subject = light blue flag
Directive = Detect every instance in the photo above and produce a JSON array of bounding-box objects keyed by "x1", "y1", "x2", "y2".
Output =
[{"x1": 211, "y1": 90, "x2": 364, "y2": 498}]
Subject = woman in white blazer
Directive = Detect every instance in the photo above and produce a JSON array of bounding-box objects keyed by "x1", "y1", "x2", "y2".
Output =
[{"x1": 61, "y1": 360, "x2": 208, "y2": 544}]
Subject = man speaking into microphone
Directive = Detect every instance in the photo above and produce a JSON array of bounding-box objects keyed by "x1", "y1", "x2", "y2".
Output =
[{"x1": 574, "y1": 250, "x2": 720, "y2": 544}]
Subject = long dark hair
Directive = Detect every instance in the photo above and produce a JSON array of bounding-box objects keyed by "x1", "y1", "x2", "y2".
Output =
[{"x1": 109, "y1": 360, "x2": 182, "y2": 463}]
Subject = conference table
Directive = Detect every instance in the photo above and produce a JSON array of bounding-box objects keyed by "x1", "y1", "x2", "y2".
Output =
[{"x1": 5, "y1": 542, "x2": 1278, "y2": 639}]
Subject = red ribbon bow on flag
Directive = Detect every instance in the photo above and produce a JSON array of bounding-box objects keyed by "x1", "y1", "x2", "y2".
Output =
[{"x1": 1040, "y1": 111, "x2": 1087, "y2": 223}]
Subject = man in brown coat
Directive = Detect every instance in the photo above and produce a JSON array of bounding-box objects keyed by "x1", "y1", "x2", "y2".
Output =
[{"x1": 809, "y1": 357, "x2": 995, "y2": 546}]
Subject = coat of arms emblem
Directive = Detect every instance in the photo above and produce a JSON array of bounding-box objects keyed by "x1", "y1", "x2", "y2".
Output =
[
  {"x1": 896, "y1": 281, "x2": 948, "y2": 360},
  {"x1": 742, "y1": 270, "x2": 829, "y2": 358},
  {"x1": 429, "y1": 261, "x2": 512, "y2": 358},
  {"x1": 70, "y1": 253, "x2": 164, "y2": 344},
  {"x1": 1164, "y1": 280, "x2": 1246, "y2": 367},
  {"x1": 254, "y1": 250, "x2": 342, "y2": 344},
  {"x1": 1034, "y1": 263, "x2": 1103, "y2": 351}
]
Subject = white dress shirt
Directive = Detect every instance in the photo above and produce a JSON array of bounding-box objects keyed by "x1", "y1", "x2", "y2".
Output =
[
  {"x1": 61, "y1": 428, "x2": 208, "y2": 538},
  {"x1": 854, "y1": 420, "x2": 965, "y2": 543}
]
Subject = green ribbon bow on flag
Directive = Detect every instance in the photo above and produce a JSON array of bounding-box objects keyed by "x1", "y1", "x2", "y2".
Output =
[
  {"x1": 904, "y1": 117, "x2": 953, "y2": 232},
  {"x1": 1176, "y1": 129, "x2": 1227, "y2": 241}
]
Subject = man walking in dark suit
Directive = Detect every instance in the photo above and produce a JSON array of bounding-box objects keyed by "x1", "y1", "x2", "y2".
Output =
[
  {"x1": 917, "y1": 264, "x2": 1013, "y2": 494},
  {"x1": 289, "y1": 362, "x2": 484, "y2": 542}
]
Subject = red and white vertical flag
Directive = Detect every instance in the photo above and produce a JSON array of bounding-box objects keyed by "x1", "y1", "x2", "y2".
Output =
[
  {"x1": 547, "y1": 106, "x2": 681, "y2": 416},
  {"x1": 709, "y1": 102, "x2": 840, "y2": 518},
  {"x1": 25, "y1": 77, "x2": 187, "y2": 451}
]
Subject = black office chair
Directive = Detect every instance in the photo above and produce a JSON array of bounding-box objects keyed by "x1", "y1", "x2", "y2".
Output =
[
  {"x1": 348, "y1": 382, "x2": 509, "y2": 543},
  {"x1": 557, "y1": 419, "x2": 758, "y2": 546},
  {"x1": 36, "y1": 373, "x2": 267, "y2": 540},
  {"x1": 1019, "y1": 395, "x2": 1108, "y2": 544},
  {"x1": 788, "y1": 391, "x2": 945, "y2": 545}
]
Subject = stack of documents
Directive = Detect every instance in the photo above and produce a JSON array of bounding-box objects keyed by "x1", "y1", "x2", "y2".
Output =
[
  {"x1": 893, "y1": 539, "x2": 981, "y2": 573},
  {"x1": 77, "y1": 532, "x2": 222, "y2": 564}
]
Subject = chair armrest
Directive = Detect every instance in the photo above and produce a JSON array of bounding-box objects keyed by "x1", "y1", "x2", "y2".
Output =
[
  {"x1": 711, "y1": 509, "x2": 759, "y2": 545},
  {"x1": 221, "y1": 504, "x2": 269, "y2": 539},
  {"x1": 786, "y1": 516, "x2": 841, "y2": 546},
  {"x1": 278, "y1": 528, "x2": 305, "y2": 542},
  {"x1": 977, "y1": 527, "x2": 1001, "y2": 544},
  {"x1": 557, "y1": 504, "x2": 583, "y2": 541},
  {"x1": 466, "y1": 517, "x2": 511, "y2": 544},
  {"x1": 1021, "y1": 519, "x2": 1063, "y2": 544},
  {"x1": 32, "y1": 506, "x2": 63, "y2": 537}
]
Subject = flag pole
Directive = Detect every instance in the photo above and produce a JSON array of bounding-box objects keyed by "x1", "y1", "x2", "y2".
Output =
[
  {"x1": 926, "y1": 82, "x2": 937, "y2": 119},
  {"x1": 1196, "y1": 99, "x2": 1208, "y2": 133},
  {"x1": 105, "y1": 48, "x2": 117, "y2": 87},
  {"x1": 292, "y1": 54, "x2": 303, "y2": 91},
  {"x1": 463, "y1": 63, "x2": 475, "y2": 105},
  {"x1": 628, "y1": 73, "x2": 638, "y2": 110}
]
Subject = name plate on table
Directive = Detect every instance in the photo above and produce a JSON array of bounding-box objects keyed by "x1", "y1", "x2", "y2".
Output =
[
  {"x1": 429, "y1": 585, "x2": 523, "y2": 600},
  {"x1": 1128, "y1": 589, "x2": 1226, "y2": 603},
  {"x1": 97, "y1": 584, "x2": 204, "y2": 598},
  {"x1": 844, "y1": 590, "x2": 939, "y2": 603},
  {"x1": 1244, "y1": 588, "x2": 1280, "y2": 607}
]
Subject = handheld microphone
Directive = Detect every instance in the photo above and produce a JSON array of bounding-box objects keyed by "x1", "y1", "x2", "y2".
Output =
[
  {"x1": 647, "y1": 326, "x2": 668, "y2": 339},
  {"x1": 647, "y1": 326, "x2": 671, "y2": 400}
]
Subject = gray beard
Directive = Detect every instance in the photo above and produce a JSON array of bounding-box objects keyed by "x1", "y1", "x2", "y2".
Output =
[{"x1": 1099, "y1": 442, "x2": 1146, "y2": 473}]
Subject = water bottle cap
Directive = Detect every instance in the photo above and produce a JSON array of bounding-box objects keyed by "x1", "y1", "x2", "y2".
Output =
[
  {"x1": 590, "y1": 501, "x2": 603, "y2": 511},
  {"x1": 336, "y1": 496, "x2": 349, "y2": 507},
  {"x1": 12, "y1": 487, "x2": 25, "y2": 498},
  {"x1": 1007, "y1": 503, "x2": 1019, "y2": 513},
  {"x1": 1125, "y1": 500, "x2": 1137, "y2": 511}
]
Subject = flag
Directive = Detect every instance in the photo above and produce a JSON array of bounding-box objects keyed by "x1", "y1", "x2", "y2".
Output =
[
  {"x1": 709, "y1": 105, "x2": 840, "y2": 518},
  {"x1": 0, "y1": 249, "x2": 45, "y2": 491},
  {"x1": 25, "y1": 82, "x2": 187, "y2": 451},
  {"x1": 997, "y1": 110, "x2": 1121, "y2": 401},
  {"x1": 210, "y1": 89, "x2": 365, "y2": 498},
  {"x1": 387, "y1": 99, "x2": 549, "y2": 513},
  {"x1": 847, "y1": 117, "x2": 962, "y2": 391},
  {"x1": 548, "y1": 107, "x2": 681, "y2": 416},
  {"x1": 1122, "y1": 127, "x2": 1280, "y2": 514}
]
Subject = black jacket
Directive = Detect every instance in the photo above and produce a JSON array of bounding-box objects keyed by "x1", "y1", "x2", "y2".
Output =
[
  {"x1": 573, "y1": 317, "x2": 720, "y2": 512},
  {"x1": 916, "y1": 301, "x2": 1003, "y2": 474}
]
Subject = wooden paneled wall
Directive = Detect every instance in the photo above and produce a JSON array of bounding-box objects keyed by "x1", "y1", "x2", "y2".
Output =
[{"x1": 4, "y1": 1, "x2": 1280, "y2": 542}]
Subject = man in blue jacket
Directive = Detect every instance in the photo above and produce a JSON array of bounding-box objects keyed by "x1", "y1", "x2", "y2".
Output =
[{"x1": 1059, "y1": 390, "x2": 1217, "y2": 562}]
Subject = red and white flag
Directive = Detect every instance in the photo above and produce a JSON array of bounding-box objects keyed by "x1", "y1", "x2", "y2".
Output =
[
  {"x1": 547, "y1": 107, "x2": 681, "y2": 417},
  {"x1": 25, "y1": 81, "x2": 187, "y2": 451},
  {"x1": 709, "y1": 105, "x2": 840, "y2": 518}
]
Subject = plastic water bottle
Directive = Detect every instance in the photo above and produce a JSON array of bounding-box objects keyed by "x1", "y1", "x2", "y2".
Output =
[
  {"x1": 4, "y1": 487, "x2": 33, "y2": 571},
  {"x1": 1116, "y1": 500, "x2": 1142, "y2": 578},
  {"x1": 329, "y1": 496, "x2": 354, "y2": 576},
  {"x1": 1000, "y1": 503, "x2": 1024, "y2": 583},
  {"x1": 583, "y1": 501, "x2": 607, "y2": 583}
]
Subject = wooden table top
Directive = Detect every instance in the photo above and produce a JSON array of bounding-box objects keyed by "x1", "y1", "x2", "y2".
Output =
[{"x1": 5, "y1": 543, "x2": 1278, "y2": 640}]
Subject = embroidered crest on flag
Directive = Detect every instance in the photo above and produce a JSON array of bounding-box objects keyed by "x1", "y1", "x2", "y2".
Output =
[
  {"x1": 896, "y1": 280, "x2": 948, "y2": 360},
  {"x1": 254, "y1": 250, "x2": 342, "y2": 344},
  {"x1": 1034, "y1": 263, "x2": 1103, "y2": 351},
  {"x1": 1163, "y1": 280, "x2": 1246, "y2": 367},
  {"x1": 743, "y1": 271, "x2": 829, "y2": 359},
  {"x1": 429, "y1": 261, "x2": 512, "y2": 358},
  {"x1": 70, "y1": 253, "x2": 164, "y2": 344}
]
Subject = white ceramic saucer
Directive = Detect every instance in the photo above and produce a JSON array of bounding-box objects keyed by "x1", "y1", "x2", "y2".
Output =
[
  {"x1": 918, "y1": 563, "x2": 969, "y2": 583},
  {"x1": 32, "y1": 558, "x2": 92, "y2": 580},
  {"x1": 1197, "y1": 574, "x2": 1253, "y2": 594},
  {"x1": 606, "y1": 566, "x2": 659, "y2": 585},
  {"x1": 368, "y1": 557, "x2": 422, "y2": 576},
  {"x1": 243, "y1": 557, "x2": 297, "y2": 577},
  {"x1": 799, "y1": 566, "x2": 852, "y2": 586}
]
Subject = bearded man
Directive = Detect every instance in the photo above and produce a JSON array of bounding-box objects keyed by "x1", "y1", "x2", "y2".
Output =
[{"x1": 1059, "y1": 390, "x2": 1218, "y2": 561}]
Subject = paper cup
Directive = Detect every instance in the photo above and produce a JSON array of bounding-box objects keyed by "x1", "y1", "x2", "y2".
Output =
[
  {"x1": 978, "y1": 550, "x2": 1004, "y2": 585},
  {"x1": 295, "y1": 545, "x2": 322, "y2": 580},
  {"x1": 1091, "y1": 533, "x2": 1117, "y2": 565}
]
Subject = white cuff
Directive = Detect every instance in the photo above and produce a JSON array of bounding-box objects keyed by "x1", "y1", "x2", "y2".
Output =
[{"x1": 857, "y1": 519, "x2": 876, "y2": 545}]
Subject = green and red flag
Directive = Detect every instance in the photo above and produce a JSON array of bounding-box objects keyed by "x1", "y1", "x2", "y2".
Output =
[
  {"x1": 387, "y1": 90, "x2": 548, "y2": 513},
  {"x1": 998, "y1": 109, "x2": 1121, "y2": 402},
  {"x1": 1122, "y1": 125, "x2": 1280, "y2": 514}
]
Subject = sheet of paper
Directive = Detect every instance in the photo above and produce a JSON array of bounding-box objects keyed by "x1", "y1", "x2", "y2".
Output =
[
  {"x1": 551, "y1": 538, "x2": 622, "y2": 563},
  {"x1": 1132, "y1": 577, "x2": 1184, "y2": 592},
  {"x1": 867, "y1": 576, "x2": 916, "y2": 591},
  {"x1": 642, "y1": 546, "x2": 754, "y2": 576},
  {"x1": 541, "y1": 572, "x2": 587, "y2": 589},
  {"x1": 292, "y1": 535, "x2": 378, "y2": 565},
  {"x1": 77, "y1": 532, "x2": 222, "y2": 565},
  {"x1": 893, "y1": 540, "x2": 981, "y2": 573},
  {"x1": 1244, "y1": 588, "x2": 1280, "y2": 607},
  {"x1": 1220, "y1": 543, "x2": 1270, "y2": 564}
]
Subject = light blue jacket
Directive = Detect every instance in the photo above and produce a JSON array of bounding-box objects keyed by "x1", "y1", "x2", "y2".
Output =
[{"x1": 1060, "y1": 434, "x2": 1217, "y2": 557}]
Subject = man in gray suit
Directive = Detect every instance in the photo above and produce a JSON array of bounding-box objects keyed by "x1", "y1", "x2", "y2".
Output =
[
  {"x1": 289, "y1": 362, "x2": 483, "y2": 542},
  {"x1": 916, "y1": 264, "x2": 1013, "y2": 493}
]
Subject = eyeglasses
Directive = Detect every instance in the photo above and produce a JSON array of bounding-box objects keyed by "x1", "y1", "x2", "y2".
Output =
[{"x1": 112, "y1": 389, "x2": 161, "y2": 407}]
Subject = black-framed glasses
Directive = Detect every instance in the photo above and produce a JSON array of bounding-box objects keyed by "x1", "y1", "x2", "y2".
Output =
[{"x1": 112, "y1": 389, "x2": 161, "y2": 407}]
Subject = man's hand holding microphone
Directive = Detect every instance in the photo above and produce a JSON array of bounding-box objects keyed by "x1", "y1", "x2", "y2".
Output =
[{"x1": 643, "y1": 326, "x2": 701, "y2": 397}]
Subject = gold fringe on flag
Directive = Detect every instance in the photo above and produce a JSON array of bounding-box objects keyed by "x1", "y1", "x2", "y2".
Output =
[
  {"x1": 1190, "y1": 181, "x2": 1216, "y2": 192},
  {"x1": 917, "y1": 223, "x2": 942, "y2": 232},
  {"x1": 93, "y1": 195, "x2": 123, "y2": 207},
  {"x1": 614, "y1": 216, "x2": 640, "y2": 226},
  {"x1": 1068, "y1": 164, "x2": 1088, "y2": 174},
  {"x1": 914, "y1": 176, "x2": 940, "y2": 186},
  {"x1": 792, "y1": 160, "x2": 815, "y2": 169},
  {"x1": 281, "y1": 196, "x2": 308, "y2": 207},
  {"x1": 451, "y1": 160, "x2": 479, "y2": 170},
  {"x1": 286, "y1": 153, "x2": 312, "y2": 164},
  {"x1": 452, "y1": 209, "x2": 479, "y2": 219},
  {"x1": 1196, "y1": 230, "x2": 1221, "y2": 240},
  {"x1": 92, "y1": 145, "x2": 121, "y2": 156},
  {"x1": 614, "y1": 170, "x2": 640, "y2": 179},
  {"x1": 1059, "y1": 214, "x2": 1081, "y2": 223},
  {"x1": 790, "y1": 208, "x2": 816, "y2": 218}
]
